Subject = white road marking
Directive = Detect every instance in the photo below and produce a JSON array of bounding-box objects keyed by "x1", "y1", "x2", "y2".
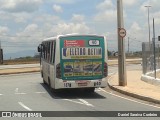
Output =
[
  {"x1": 95, "y1": 89, "x2": 101, "y2": 92},
  {"x1": 0, "y1": 94, "x2": 3, "y2": 96},
  {"x1": 78, "y1": 99, "x2": 94, "y2": 107},
  {"x1": 108, "y1": 72, "x2": 117, "y2": 76},
  {"x1": 35, "y1": 92, "x2": 46, "y2": 94},
  {"x1": 18, "y1": 102, "x2": 32, "y2": 111},
  {"x1": 63, "y1": 99, "x2": 84, "y2": 105},
  {"x1": 63, "y1": 99, "x2": 94, "y2": 107},
  {"x1": 15, "y1": 88, "x2": 19, "y2": 93},
  {"x1": 14, "y1": 87, "x2": 27, "y2": 95},
  {"x1": 15, "y1": 93, "x2": 26, "y2": 95},
  {"x1": 98, "y1": 88, "x2": 160, "y2": 109}
]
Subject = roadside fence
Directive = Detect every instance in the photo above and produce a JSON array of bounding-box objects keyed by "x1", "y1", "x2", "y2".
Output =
[{"x1": 142, "y1": 42, "x2": 160, "y2": 79}]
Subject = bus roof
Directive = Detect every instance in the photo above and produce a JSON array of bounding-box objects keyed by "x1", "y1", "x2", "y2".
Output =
[{"x1": 43, "y1": 34, "x2": 105, "y2": 42}]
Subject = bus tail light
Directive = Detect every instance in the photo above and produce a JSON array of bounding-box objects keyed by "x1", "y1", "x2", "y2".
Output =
[
  {"x1": 56, "y1": 63, "x2": 61, "y2": 78},
  {"x1": 103, "y1": 62, "x2": 108, "y2": 77}
]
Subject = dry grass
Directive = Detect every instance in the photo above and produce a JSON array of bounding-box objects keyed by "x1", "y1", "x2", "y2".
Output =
[{"x1": 2, "y1": 59, "x2": 39, "y2": 65}]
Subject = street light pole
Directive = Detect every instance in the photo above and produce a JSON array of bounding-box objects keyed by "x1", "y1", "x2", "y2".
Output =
[
  {"x1": 153, "y1": 18, "x2": 156, "y2": 79},
  {"x1": 117, "y1": 0, "x2": 127, "y2": 86},
  {"x1": 145, "y1": 5, "x2": 151, "y2": 50}
]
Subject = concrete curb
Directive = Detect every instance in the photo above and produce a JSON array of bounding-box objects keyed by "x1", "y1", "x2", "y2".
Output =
[
  {"x1": 141, "y1": 74, "x2": 160, "y2": 86},
  {"x1": 107, "y1": 78, "x2": 160, "y2": 105}
]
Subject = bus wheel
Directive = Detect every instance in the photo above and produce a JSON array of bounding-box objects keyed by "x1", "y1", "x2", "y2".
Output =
[
  {"x1": 41, "y1": 71, "x2": 43, "y2": 77},
  {"x1": 41, "y1": 72, "x2": 46, "y2": 85},
  {"x1": 53, "y1": 89, "x2": 61, "y2": 94},
  {"x1": 48, "y1": 79, "x2": 52, "y2": 92},
  {"x1": 43, "y1": 78, "x2": 47, "y2": 85},
  {"x1": 85, "y1": 88, "x2": 95, "y2": 93}
]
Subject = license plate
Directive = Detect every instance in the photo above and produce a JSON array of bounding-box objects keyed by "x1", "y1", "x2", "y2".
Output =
[
  {"x1": 76, "y1": 81, "x2": 88, "y2": 86},
  {"x1": 78, "y1": 82, "x2": 88, "y2": 86}
]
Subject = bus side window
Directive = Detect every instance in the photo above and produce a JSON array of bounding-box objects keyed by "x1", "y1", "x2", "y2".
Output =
[
  {"x1": 41, "y1": 44, "x2": 43, "y2": 58},
  {"x1": 45, "y1": 43, "x2": 47, "y2": 60},
  {"x1": 42, "y1": 44, "x2": 45, "y2": 59},
  {"x1": 43, "y1": 43, "x2": 45, "y2": 59},
  {"x1": 47, "y1": 42, "x2": 50, "y2": 62},
  {"x1": 51, "y1": 41, "x2": 55, "y2": 64},
  {"x1": 50, "y1": 41, "x2": 53, "y2": 64}
]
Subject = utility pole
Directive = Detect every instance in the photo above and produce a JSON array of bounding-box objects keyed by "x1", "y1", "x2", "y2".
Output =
[
  {"x1": 145, "y1": 5, "x2": 151, "y2": 51},
  {"x1": 153, "y1": 18, "x2": 156, "y2": 79},
  {"x1": 117, "y1": 0, "x2": 127, "y2": 86}
]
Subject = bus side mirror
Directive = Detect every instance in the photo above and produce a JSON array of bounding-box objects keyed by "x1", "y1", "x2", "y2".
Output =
[
  {"x1": 158, "y1": 36, "x2": 160, "y2": 41},
  {"x1": 38, "y1": 44, "x2": 42, "y2": 52}
]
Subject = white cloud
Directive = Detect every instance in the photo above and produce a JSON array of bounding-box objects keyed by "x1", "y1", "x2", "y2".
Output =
[
  {"x1": 51, "y1": 23, "x2": 91, "y2": 35},
  {"x1": 94, "y1": 0, "x2": 117, "y2": 24},
  {"x1": 53, "y1": 4, "x2": 63, "y2": 13},
  {"x1": 123, "y1": 0, "x2": 137, "y2": 6},
  {"x1": 0, "y1": 11, "x2": 11, "y2": 20},
  {"x1": 94, "y1": 10, "x2": 117, "y2": 23},
  {"x1": 129, "y1": 22, "x2": 142, "y2": 31},
  {"x1": 16, "y1": 24, "x2": 39, "y2": 37},
  {"x1": 14, "y1": 17, "x2": 27, "y2": 23},
  {"x1": 0, "y1": 26, "x2": 9, "y2": 35},
  {"x1": 24, "y1": 24, "x2": 38, "y2": 33},
  {"x1": 51, "y1": 0, "x2": 75, "y2": 4},
  {"x1": 128, "y1": 22, "x2": 142, "y2": 38},
  {"x1": 14, "y1": 24, "x2": 41, "y2": 43},
  {"x1": 71, "y1": 14, "x2": 85, "y2": 23},
  {"x1": 14, "y1": 12, "x2": 31, "y2": 23},
  {"x1": 33, "y1": 14, "x2": 61, "y2": 24},
  {"x1": 0, "y1": 0, "x2": 43, "y2": 13},
  {"x1": 149, "y1": 0, "x2": 160, "y2": 12},
  {"x1": 127, "y1": 22, "x2": 147, "y2": 43},
  {"x1": 96, "y1": 0, "x2": 114, "y2": 11}
]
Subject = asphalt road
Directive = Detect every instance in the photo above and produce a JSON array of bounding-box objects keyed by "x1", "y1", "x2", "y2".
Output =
[{"x1": 0, "y1": 64, "x2": 160, "y2": 120}]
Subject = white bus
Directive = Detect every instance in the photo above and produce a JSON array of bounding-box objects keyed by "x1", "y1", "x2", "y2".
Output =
[{"x1": 38, "y1": 34, "x2": 108, "y2": 93}]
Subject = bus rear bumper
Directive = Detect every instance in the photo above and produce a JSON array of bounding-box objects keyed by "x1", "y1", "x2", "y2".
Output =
[{"x1": 54, "y1": 78, "x2": 107, "y2": 89}]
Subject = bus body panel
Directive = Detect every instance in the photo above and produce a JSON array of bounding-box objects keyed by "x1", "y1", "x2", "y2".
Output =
[
  {"x1": 54, "y1": 37, "x2": 61, "y2": 89},
  {"x1": 54, "y1": 78, "x2": 107, "y2": 89},
  {"x1": 39, "y1": 34, "x2": 108, "y2": 90}
]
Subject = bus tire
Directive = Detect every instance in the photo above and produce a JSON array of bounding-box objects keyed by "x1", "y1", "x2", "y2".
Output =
[
  {"x1": 85, "y1": 88, "x2": 95, "y2": 93},
  {"x1": 41, "y1": 71, "x2": 43, "y2": 78},
  {"x1": 48, "y1": 78, "x2": 53, "y2": 92},
  {"x1": 53, "y1": 89, "x2": 60, "y2": 94},
  {"x1": 43, "y1": 78, "x2": 47, "y2": 85}
]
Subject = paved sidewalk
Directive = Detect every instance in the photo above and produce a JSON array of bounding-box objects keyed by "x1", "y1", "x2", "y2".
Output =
[{"x1": 107, "y1": 70, "x2": 160, "y2": 104}]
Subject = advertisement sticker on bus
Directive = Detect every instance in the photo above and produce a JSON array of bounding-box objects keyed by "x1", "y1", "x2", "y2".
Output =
[
  {"x1": 62, "y1": 47, "x2": 102, "y2": 59},
  {"x1": 60, "y1": 36, "x2": 105, "y2": 80}
]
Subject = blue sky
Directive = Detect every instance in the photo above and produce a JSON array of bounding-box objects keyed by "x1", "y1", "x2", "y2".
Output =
[{"x1": 0, "y1": 0, "x2": 160, "y2": 58}]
